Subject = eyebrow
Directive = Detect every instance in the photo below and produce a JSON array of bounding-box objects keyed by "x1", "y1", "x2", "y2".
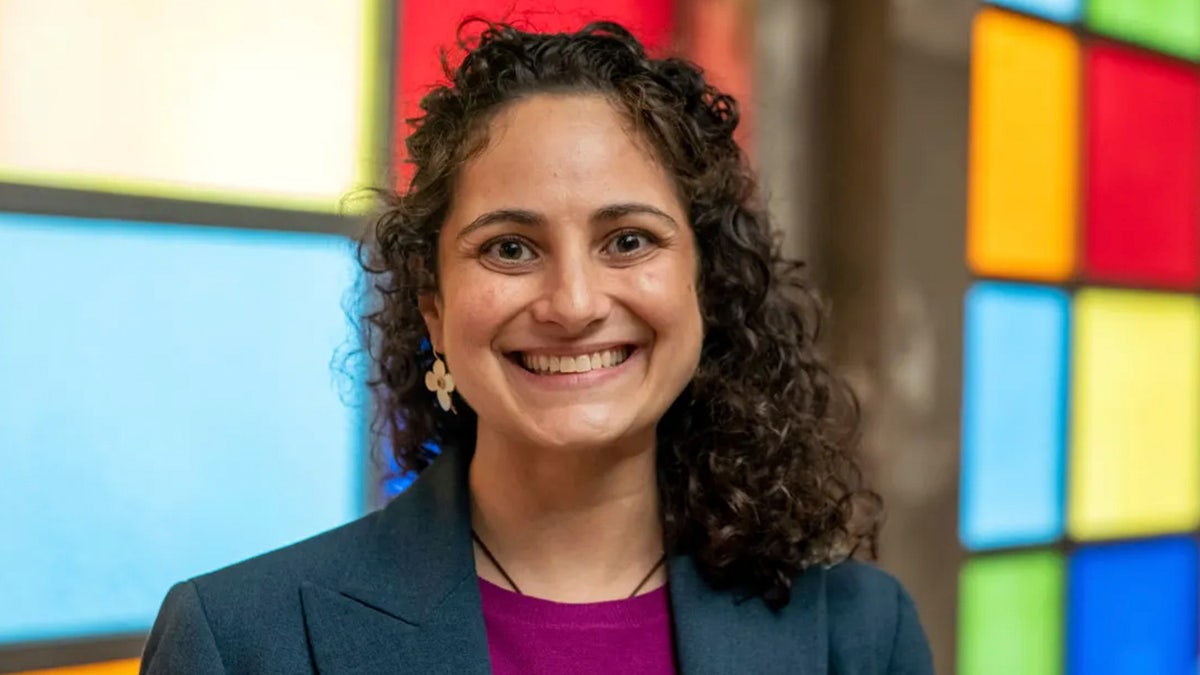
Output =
[{"x1": 456, "y1": 202, "x2": 679, "y2": 241}]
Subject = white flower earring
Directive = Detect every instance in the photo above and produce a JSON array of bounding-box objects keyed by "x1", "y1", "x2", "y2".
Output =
[{"x1": 424, "y1": 351, "x2": 456, "y2": 413}]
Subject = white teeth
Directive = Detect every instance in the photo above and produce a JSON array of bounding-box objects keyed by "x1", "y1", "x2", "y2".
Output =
[{"x1": 520, "y1": 348, "x2": 630, "y2": 375}]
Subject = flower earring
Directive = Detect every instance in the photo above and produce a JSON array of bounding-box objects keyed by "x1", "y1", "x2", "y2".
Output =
[{"x1": 425, "y1": 351, "x2": 456, "y2": 413}]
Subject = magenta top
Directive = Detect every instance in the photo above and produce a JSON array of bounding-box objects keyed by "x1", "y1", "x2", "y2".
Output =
[{"x1": 478, "y1": 578, "x2": 677, "y2": 675}]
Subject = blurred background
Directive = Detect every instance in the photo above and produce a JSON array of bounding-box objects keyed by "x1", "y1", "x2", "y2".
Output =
[{"x1": 1, "y1": 0, "x2": 1197, "y2": 673}]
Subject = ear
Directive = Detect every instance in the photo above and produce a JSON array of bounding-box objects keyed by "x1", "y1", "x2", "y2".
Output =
[{"x1": 418, "y1": 293, "x2": 445, "y2": 353}]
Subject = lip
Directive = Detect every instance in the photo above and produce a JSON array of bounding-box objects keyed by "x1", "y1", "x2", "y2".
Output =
[
  {"x1": 506, "y1": 342, "x2": 636, "y2": 358},
  {"x1": 503, "y1": 346, "x2": 642, "y2": 390}
]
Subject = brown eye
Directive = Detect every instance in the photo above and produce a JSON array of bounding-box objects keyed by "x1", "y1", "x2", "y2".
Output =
[
  {"x1": 481, "y1": 237, "x2": 536, "y2": 265},
  {"x1": 497, "y1": 241, "x2": 525, "y2": 260},
  {"x1": 605, "y1": 231, "x2": 655, "y2": 257}
]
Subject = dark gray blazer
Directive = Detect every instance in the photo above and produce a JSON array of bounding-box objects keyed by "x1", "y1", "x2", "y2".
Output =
[{"x1": 141, "y1": 447, "x2": 934, "y2": 674}]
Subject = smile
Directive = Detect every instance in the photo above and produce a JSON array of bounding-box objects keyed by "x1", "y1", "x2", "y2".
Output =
[{"x1": 512, "y1": 346, "x2": 633, "y2": 375}]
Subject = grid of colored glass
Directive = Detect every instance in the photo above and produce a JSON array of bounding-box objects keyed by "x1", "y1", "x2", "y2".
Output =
[
  {"x1": 0, "y1": 3, "x2": 382, "y2": 665},
  {"x1": 964, "y1": 2, "x2": 1200, "y2": 673}
]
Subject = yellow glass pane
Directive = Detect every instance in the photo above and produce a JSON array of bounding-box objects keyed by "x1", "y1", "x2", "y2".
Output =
[
  {"x1": 1068, "y1": 290, "x2": 1200, "y2": 540},
  {"x1": 0, "y1": 0, "x2": 382, "y2": 212},
  {"x1": 968, "y1": 8, "x2": 1079, "y2": 280},
  {"x1": 16, "y1": 659, "x2": 139, "y2": 675}
]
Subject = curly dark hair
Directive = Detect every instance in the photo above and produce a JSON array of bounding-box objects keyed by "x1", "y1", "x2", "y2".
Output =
[{"x1": 360, "y1": 19, "x2": 880, "y2": 608}]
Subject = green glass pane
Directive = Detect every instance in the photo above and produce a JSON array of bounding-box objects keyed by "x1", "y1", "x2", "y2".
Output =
[
  {"x1": 1087, "y1": 0, "x2": 1200, "y2": 61},
  {"x1": 959, "y1": 551, "x2": 1064, "y2": 675}
]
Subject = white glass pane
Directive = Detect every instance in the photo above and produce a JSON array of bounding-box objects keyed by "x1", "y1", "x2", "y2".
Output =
[{"x1": 0, "y1": 0, "x2": 374, "y2": 210}]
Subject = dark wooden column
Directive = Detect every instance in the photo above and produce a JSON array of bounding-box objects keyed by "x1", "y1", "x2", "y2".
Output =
[{"x1": 812, "y1": 0, "x2": 891, "y2": 378}]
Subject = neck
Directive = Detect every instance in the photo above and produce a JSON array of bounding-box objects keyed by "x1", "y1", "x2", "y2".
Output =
[{"x1": 468, "y1": 424, "x2": 666, "y2": 603}]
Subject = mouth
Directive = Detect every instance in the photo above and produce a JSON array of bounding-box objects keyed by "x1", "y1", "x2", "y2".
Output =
[{"x1": 506, "y1": 346, "x2": 635, "y2": 376}]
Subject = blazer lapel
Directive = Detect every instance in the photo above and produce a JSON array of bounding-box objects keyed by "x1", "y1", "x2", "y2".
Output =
[
  {"x1": 302, "y1": 447, "x2": 492, "y2": 674},
  {"x1": 669, "y1": 556, "x2": 829, "y2": 674},
  {"x1": 300, "y1": 444, "x2": 831, "y2": 674}
]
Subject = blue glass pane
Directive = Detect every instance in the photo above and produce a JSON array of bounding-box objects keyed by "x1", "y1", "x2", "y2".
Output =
[
  {"x1": 383, "y1": 448, "x2": 418, "y2": 499},
  {"x1": 381, "y1": 444, "x2": 440, "y2": 505},
  {"x1": 987, "y1": 0, "x2": 1083, "y2": 23},
  {"x1": 0, "y1": 214, "x2": 365, "y2": 644},
  {"x1": 1068, "y1": 537, "x2": 1198, "y2": 675},
  {"x1": 960, "y1": 282, "x2": 1069, "y2": 550}
]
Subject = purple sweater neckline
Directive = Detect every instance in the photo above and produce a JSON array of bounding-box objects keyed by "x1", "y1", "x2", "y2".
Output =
[{"x1": 478, "y1": 577, "x2": 670, "y2": 627}]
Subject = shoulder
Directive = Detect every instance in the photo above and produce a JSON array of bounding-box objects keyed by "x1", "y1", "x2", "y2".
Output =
[
  {"x1": 822, "y1": 558, "x2": 904, "y2": 616},
  {"x1": 143, "y1": 453, "x2": 470, "y2": 672},
  {"x1": 192, "y1": 508, "x2": 382, "y2": 596},
  {"x1": 142, "y1": 510, "x2": 384, "y2": 673},
  {"x1": 184, "y1": 508, "x2": 384, "y2": 630},
  {"x1": 815, "y1": 560, "x2": 934, "y2": 675}
]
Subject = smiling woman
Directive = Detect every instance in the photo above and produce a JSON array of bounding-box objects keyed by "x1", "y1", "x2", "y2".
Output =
[
  {"x1": 422, "y1": 93, "x2": 702, "y2": 459},
  {"x1": 140, "y1": 20, "x2": 933, "y2": 675}
]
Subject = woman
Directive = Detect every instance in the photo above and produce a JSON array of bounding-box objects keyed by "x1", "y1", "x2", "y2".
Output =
[{"x1": 142, "y1": 21, "x2": 932, "y2": 674}]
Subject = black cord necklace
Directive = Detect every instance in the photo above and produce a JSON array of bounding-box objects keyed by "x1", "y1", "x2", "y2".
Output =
[{"x1": 471, "y1": 528, "x2": 668, "y2": 599}]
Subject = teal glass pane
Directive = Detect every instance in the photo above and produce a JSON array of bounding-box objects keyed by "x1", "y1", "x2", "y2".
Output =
[
  {"x1": 0, "y1": 214, "x2": 365, "y2": 643},
  {"x1": 961, "y1": 283, "x2": 1069, "y2": 550},
  {"x1": 988, "y1": 0, "x2": 1083, "y2": 23},
  {"x1": 1087, "y1": 0, "x2": 1200, "y2": 61}
]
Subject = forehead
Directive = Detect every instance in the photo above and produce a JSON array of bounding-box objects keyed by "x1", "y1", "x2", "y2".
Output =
[{"x1": 449, "y1": 94, "x2": 681, "y2": 216}]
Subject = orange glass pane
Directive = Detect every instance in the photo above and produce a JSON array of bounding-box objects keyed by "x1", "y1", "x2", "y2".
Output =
[
  {"x1": 15, "y1": 659, "x2": 139, "y2": 675},
  {"x1": 968, "y1": 8, "x2": 1079, "y2": 281}
]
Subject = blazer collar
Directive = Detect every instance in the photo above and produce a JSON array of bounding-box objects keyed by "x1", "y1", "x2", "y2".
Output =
[
  {"x1": 338, "y1": 445, "x2": 478, "y2": 624},
  {"x1": 302, "y1": 446, "x2": 491, "y2": 674},
  {"x1": 669, "y1": 555, "x2": 829, "y2": 674},
  {"x1": 301, "y1": 447, "x2": 828, "y2": 674}
]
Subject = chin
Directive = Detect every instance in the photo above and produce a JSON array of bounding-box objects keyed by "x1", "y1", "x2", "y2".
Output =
[
  {"x1": 528, "y1": 427, "x2": 629, "y2": 454},
  {"x1": 522, "y1": 410, "x2": 645, "y2": 453}
]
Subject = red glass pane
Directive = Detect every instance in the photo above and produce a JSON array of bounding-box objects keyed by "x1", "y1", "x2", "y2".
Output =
[
  {"x1": 1083, "y1": 44, "x2": 1200, "y2": 289},
  {"x1": 678, "y1": 0, "x2": 754, "y2": 153},
  {"x1": 393, "y1": 0, "x2": 675, "y2": 186}
]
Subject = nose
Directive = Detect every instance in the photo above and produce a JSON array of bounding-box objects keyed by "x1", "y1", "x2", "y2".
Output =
[{"x1": 529, "y1": 254, "x2": 612, "y2": 333}]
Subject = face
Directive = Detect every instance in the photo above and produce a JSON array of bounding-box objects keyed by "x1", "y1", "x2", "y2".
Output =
[{"x1": 421, "y1": 94, "x2": 703, "y2": 453}]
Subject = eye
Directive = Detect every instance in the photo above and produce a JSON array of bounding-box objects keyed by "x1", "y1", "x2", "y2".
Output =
[
  {"x1": 481, "y1": 237, "x2": 537, "y2": 265},
  {"x1": 605, "y1": 230, "x2": 656, "y2": 257}
]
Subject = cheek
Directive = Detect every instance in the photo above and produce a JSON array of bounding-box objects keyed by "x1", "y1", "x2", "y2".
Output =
[
  {"x1": 443, "y1": 279, "x2": 506, "y2": 346},
  {"x1": 635, "y1": 260, "x2": 703, "y2": 335}
]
